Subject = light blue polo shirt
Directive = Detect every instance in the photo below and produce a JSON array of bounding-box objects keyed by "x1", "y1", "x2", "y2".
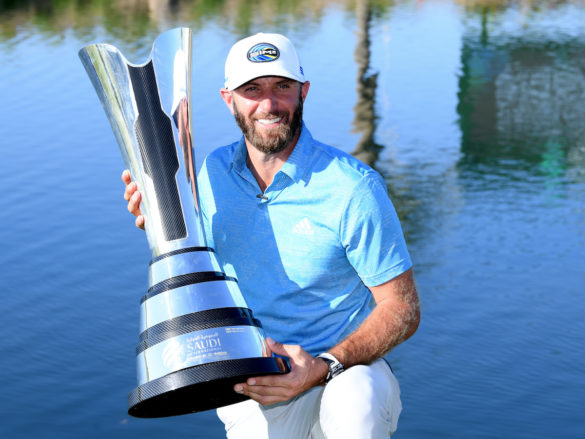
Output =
[{"x1": 197, "y1": 124, "x2": 412, "y2": 355}]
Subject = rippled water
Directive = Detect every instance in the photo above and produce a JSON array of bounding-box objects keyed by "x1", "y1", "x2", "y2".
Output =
[{"x1": 0, "y1": 1, "x2": 584, "y2": 438}]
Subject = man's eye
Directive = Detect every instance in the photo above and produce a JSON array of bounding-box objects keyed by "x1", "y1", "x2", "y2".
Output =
[{"x1": 279, "y1": 83, "x2": 291, "y2": 89}]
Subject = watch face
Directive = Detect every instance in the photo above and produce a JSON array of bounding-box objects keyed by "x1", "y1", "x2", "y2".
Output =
[
  {"x1": 330, "y1": 362, "x2": 344, "y2": 377},
  {"x1": 317, "y1": 354, "x2": 344, "y2": 382}
]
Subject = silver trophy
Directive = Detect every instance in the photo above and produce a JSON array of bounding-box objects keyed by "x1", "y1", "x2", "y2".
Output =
[{"x1": 79, "y1": 27, "x2": 286, "y2": 418}]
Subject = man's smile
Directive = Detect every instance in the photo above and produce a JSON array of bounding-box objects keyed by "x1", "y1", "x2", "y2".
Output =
[
  {"x1": 254, "y1": 115, "x2": 285, "y2": 127},
  {"x1": 256, "y1": 117, "x2": 282, "y2": 125}
]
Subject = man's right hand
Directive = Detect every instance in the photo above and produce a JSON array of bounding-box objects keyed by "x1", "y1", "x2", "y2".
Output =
[{"x1": 122, "y1": 170, "x2": 145, "y2": 230}]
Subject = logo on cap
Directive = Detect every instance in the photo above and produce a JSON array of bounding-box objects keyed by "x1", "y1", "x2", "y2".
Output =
[{"x1": 247, "y1": 43, "x2": 280, "y2": 62}]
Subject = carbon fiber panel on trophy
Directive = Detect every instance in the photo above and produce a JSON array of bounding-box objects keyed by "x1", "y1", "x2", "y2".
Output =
[
  {"x1": 149, "y1": 246, "x2": 214, "y2": 264},
  {"x1": 146, "y1": 271, "x2": 237, "y2": 297},
  {"x1": 139, "y1": 279, "x2": 248, "y2": 331},
  {"x1": 128, "y1": 357, "x2": 287, "y2": 418},
  {"x1": 137, "y1": 307, "x2": 261, "y2": 345},
  {"x1": 128, "y1": 61, "x2": 186, "y2": 241},
  {"x1": 148, "y1": 251, "x2": 225, "y2": 287}
]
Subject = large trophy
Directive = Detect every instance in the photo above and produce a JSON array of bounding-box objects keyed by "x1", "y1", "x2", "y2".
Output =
[{"x1": 79, "y1": 28, "x2": 285, "y2": 418}]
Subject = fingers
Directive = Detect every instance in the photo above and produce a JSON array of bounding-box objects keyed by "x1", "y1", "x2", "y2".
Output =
[
  {"x1": 265, "y1": 339, "x2": 308, "y2": 367},
  {"x1": 135, "y1": 215, "x2": 145, "y2": 230},
  {"x1": 265, "y1": 337, "x2": 294, "y2": 358},
  {"x1": 128, "y1": 192, "x2": 145, "y2": 230},
  {"x1": 246, "y1": 374, "x2": 289, "y2": 388},
  {"x1": 121, "y1": 169, "x2": 132, "y2": 185},
  {"x1": 234, "y1": 380, "x2": 295, "y2": 406},
  {"x1": 123, "y1": 176, "x2": 138, "y2": 202},
  {"x1": 121, "y1": 169, "x2": 145, "y2": 230},
  {"x1": 127, "y1": 190, "x2": 142, "y2": 215},
  {"x1": 232, "y1": 339, "x2": 317, "y2": 405},
  {"x1": 238, "y1": 387, "x2": 294, "y2": 406},
  {"x1": 233, "y1": 338, "x2": 329, "y2": 406}
]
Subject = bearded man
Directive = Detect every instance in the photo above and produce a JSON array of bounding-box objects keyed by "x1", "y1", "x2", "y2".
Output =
[{"x1": 124, "y1": 33, "x2": 420, "y2": 438}]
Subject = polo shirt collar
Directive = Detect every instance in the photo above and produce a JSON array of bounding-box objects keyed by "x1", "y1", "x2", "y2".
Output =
[
  {"x1": 229, "y1": 122, "x2": 314, "y2": 184},
  {"x1": 278, "y1": 122, "x2": 312, "y2": 184},
  {"x1": 230, "y1": 136, "x2": 248, "y2": 174}
]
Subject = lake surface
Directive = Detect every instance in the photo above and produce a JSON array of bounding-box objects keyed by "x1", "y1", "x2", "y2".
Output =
[{"x1": 1, "y1": 0, "x2": 584, "y2": 438}]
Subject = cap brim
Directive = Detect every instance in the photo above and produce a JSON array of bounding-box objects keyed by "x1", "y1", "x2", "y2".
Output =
[{"x1": 227, "y1": 65, "x2": 304, "y2": 91}]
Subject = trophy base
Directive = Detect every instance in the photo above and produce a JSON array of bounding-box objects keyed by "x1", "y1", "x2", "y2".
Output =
[{"x1": 128, "y1": 357, "x2": 287, "y2": 418}]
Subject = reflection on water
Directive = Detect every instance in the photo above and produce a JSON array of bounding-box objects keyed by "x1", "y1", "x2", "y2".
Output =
[
  {"x1": 0, "y1": 0, "x2": 357, "y2": 43},
  {"x1": 350, "y1": 0, "x2": 411, "y2": 214},
  {"x1": 351, "y1": 0, "x2": 383, "y2": 169},
  {"x1": 0, "y1": 1, "x2": 584, "y2": 438},
  {"x1": 457, "y1": 3, "x2": 585, "y2": 184}
]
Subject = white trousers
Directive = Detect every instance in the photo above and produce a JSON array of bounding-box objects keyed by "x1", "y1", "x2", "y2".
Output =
[{"x1": 216, "y1": 359, "x2": 402, "y2": 439}]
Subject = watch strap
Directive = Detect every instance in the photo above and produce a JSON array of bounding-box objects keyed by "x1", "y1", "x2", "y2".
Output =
[{"x1": 316, "y1": 352, "x2": 344, "y2": 383}]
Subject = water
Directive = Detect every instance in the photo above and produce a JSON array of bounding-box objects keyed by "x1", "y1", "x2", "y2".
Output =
[{"x1": 1, "y1": 0, "x2": 584, "y2": 438}]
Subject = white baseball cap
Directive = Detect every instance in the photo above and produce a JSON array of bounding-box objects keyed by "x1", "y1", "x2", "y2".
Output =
[{"x1": 224, "y1": 33, "x2": 306, "y2": 91}]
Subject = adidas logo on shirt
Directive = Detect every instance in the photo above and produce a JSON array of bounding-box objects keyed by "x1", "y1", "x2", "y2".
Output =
[{"x1": 293, "y1": 217, "x2": 314, "y2": 235}]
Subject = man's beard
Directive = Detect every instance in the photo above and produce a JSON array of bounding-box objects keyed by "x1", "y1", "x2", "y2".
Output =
[{"x1": 233, "y1": 91, "x2": 303, "y2": 155}]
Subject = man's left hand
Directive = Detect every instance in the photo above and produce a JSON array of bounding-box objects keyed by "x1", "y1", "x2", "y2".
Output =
[{"x1": 234, "y1": 338, "x2": 328, "y2": 405}]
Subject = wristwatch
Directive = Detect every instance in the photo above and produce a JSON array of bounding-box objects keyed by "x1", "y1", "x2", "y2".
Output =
[{"x1": 316, "y1": 352, "x2": 345, "y2": 383}]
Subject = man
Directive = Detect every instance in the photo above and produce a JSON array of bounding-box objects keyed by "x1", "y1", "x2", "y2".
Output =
[{"x1": 123, "y1": 33, "x2": 420, "y2": 438}]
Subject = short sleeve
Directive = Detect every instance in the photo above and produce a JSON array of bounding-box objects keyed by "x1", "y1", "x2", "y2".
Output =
[{"x1": 339, "y1": 172, "x2": 412, "y2": 287}]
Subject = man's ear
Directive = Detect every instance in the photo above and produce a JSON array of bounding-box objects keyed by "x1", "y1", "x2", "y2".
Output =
[
  {"x1": 301, "y1": 81, "x2": 310, "y2": 102},
  {"x1": 220, "y1": 88, "x2": 235, "y2": 115}
]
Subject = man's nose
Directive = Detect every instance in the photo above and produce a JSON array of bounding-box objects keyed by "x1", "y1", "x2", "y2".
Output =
[{"x1": 258, "y1": 92, "x2": 277, "y2": 113}]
